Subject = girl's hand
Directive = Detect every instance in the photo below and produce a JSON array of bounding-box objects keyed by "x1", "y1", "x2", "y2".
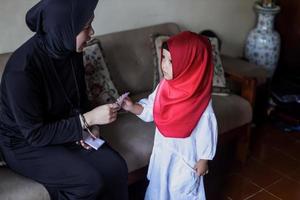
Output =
[
  {"x1": 121, "y1": 97, "x2": 134, "y2": 112},
  {"x1": 194, "y1": 159, "x2": 209, "y2": 176}
]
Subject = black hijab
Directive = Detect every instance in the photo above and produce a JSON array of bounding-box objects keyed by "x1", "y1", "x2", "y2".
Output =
[{"x1": 26, "y1": 0, "x2": 98, "y2": 58}]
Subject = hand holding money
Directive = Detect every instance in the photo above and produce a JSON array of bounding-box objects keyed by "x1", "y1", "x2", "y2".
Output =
[
  {"x1": 114, "y1": 92, "x2": 130, "y2": 110},
  {"x1": 121, "y1": 95, "x2": 144, "y2": 115},
  {"x1": 121, "y1": 96, "x2": 134, "y2": 112},
  {"x1": 83, "y1": 104, "x2": 118, "y2": 126},
  {"x1": 112, "y1": 92, "x2": 143, "y2": 115}
]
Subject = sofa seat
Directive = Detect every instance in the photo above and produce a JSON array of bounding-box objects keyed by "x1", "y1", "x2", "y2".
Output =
[
  {"x1": 0, "y1": 167, "x2": 50, "y2": 200},
  {"x1": 213, "y1": 94, "x2": 252, "y2": 134},
  {"x1": 101, "y1": 112, "x2": 155, "y2": 173}
]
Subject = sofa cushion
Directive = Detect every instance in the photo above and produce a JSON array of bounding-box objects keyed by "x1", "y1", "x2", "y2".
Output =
[
  {"x1": 83, "y1": 39, "x2": 119, "y2": 107},
  {"x1": 212, "y1": 94, "x2": 252, "y2": 134},
  {"x1": 207, "y1": 37, "x2": 229, "y2": 95},
  {"x1": 0, "y1": 167, "x2": 50, "y2": 200},
  {"x1": 130, "y1": 91, "x2": 153, "y2": 103},
  {"x1": 95, "y1": 23, "x2": 180, "y2": 95},
  {"x1": 101, "y1": 112, "x2": 155, "y2": 173}
]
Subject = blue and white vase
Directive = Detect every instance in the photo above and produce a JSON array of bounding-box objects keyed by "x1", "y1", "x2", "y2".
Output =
[{"x1": 245, "y1": 3, "x2": 281, "y2": 77}]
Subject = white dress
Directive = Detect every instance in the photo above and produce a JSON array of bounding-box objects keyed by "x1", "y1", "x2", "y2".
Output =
[{"x1": 137, "y1": 86, "x2": 218, "y2": 200}]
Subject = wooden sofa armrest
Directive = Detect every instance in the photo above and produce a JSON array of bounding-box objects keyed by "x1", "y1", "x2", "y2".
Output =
[
  {"x1": 225, "y1": 71, "x2": 257, "y2": 108},
  {"x1": 224, "y1": 72, "x2": 257, "y2": 164},
  {"x1": 221, "y1": 55, "x2": 268, "y2": 87}
]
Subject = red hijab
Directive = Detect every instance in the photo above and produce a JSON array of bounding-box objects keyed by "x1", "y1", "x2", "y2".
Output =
[{"x1": 153, "y1": 31, "x2": 213, "y2": 138}]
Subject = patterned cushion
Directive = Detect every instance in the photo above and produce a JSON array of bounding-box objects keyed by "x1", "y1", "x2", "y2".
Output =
[
  {"x1": 151, "y1": 34, "x2": 229, "y2": 95},
  {"x1": 208, "y1": 37, "x2": 229, "y2": 95},
  {"x1": 83, "y1": 39, "x2": 119, "y2": 107}
]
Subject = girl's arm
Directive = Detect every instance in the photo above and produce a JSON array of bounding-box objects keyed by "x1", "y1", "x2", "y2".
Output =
[
  {"x1": 121, "y1": 85, "x2": 159, "y2": 122},
  {"x1": 194, "y1": 109, "x2": 218, "y2": 176},
  {"x1": 122, "y1": 98, "x2": 143, "y2": 115}
]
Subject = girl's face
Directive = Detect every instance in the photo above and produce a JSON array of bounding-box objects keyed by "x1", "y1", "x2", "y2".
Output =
[
  {"x1": 76, "y1": 16, "x2": 95, "y2": 52},
  {"x1": 161, "y1": 49, "x2": 173, "y2": 80}
]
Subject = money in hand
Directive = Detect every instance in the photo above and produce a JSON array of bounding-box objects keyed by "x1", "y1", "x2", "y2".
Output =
[{"x1": 114, "y1": 92, "x2": 130, "y2": 110}]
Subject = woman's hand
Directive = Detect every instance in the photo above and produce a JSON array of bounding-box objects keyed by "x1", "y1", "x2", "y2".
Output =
[
  {"x1": 78, "y1": 140, "x2": 91, "y2": 150},
  {"x1": 77, "y1": 126, "x2": 100, "y2": 150},
  {"x1": 194, "y1": 159, "x2": 209, "y2": 176},
  {"x1": 121, "y1": 97, "x2": 134, "y2": 112},
  {"x1": 90, "y1": 125, "x2": 100, "y2": 138},
  {"x1": 83, "y1": 104, "x2": 118, "y2": 126}
]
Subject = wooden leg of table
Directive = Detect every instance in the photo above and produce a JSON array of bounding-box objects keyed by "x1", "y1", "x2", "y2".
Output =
[{"x1": 236, "y1": 124, "x2": 251, "y2": 164}]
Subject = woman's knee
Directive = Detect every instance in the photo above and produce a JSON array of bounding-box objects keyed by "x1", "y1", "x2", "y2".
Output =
[
  {"x1": 84, "y1": 168, "x2": 104, "y2": 193},
  {"x1": 70, "y1": 167, "x2": 104, "y2": 198},
  {"x1": 118, "y1": 156, "x2": 128, "y2": 179},
  {"x1": 110, "y1": 151, "x2": 128, "y2": 179},
  {"x1": 45, "y1": 166, "x2": 104, "y2": 199}
]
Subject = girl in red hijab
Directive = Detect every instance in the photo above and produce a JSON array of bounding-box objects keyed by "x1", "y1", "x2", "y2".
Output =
[{"x1": 122, "y1": 31, "x2": 218, "y2": 200}]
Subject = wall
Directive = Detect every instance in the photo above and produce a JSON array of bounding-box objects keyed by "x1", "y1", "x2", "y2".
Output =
[{"x1": 0, "y1": 0, "x2": 256, "y2": 57}]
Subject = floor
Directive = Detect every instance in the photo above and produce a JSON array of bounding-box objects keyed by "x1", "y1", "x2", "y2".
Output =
[
  {"x1": 222, "y1": 123, "x2": 300, "y2": 200},
  {"x1": 129, "y1": 122, "x2": 300, "y2": 200}
]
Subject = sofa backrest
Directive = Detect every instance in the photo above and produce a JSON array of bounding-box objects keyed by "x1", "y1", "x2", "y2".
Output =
[
  {"x1": 95, "y1": 23, "x2": 180, "y2": 94},
  {"x1": 0, "y1": 23, "x2": 180, "y2": 94},
  {"x1": 0, "y1": 53, "x2": 11, "y2": 82}
]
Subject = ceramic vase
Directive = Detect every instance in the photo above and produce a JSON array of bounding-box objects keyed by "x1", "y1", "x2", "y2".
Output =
[{"x1": 245, "y1": 3, "x2": 281, "y2": 77}]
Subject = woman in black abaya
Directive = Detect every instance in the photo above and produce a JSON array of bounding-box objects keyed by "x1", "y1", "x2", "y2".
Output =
[{"x1": 0, "y1": 0, "x2": 128, "y2": 199}]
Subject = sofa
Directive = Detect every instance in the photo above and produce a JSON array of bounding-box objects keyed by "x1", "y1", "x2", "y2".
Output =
[{"x1": 0, "y1": 23, "x2": 268, "y2": 200}]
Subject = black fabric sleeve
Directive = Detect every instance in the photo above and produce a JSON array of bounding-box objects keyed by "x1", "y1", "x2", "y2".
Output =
[
  {"x1": 4, "y1": 71, "x2": 82, "y2": 147},
  {"x1": 77, "y1": 54, "x2": 91, "y2": 113},
  {"x1": 79, "y1": 67, "x2": 91, "y2": 113}
]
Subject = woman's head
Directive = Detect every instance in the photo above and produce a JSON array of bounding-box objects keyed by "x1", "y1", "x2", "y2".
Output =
[
  {"x1": 76, "y1": 15, "x2": 95, "y2": 52},
  {"x1": 26, "y1": 0, "x2": 98, "y2": 58}
]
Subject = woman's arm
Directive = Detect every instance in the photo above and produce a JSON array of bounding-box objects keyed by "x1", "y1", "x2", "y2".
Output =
[{"x1": 5, "y1": 71, "x2": 85, "y2": 147}]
